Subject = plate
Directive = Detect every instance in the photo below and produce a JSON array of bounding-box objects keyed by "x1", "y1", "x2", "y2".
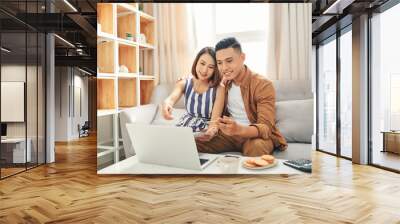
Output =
[{"x1": 242, "y1": 159, "x2": 278, "y2": 170}]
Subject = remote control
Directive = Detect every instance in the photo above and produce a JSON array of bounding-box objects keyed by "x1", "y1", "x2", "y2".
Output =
[{"x1": 283, "y1": 159, "x2": 312, "y2": 173}]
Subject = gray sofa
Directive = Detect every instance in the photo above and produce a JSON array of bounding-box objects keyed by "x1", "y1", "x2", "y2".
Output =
[{"x1": 120, "y1": 80, "x2": 313, "y2": 160}]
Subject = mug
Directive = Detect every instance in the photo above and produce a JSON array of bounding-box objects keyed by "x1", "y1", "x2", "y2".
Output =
[{"x1": 217, "y1": 156, "x2": 239, "y2": 174}]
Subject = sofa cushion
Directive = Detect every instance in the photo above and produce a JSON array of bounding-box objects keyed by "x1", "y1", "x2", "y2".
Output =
[
  {"x1": 276, "y1": 99, "x2": 313, "y2": 143},
  {"x1": 119, "y1": 104, "x2": 158, "y2": 158},
  {"x1": 151, "y1": 106, "x2": 187, "y2": 126},
  {"x1": 121, "y1": 104, "x2": 158, "y2": 124}
]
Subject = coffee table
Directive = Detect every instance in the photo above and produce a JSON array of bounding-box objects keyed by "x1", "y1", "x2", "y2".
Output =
[{"x1": 98, "y1": 153, "x2": 305, "y2": 174}]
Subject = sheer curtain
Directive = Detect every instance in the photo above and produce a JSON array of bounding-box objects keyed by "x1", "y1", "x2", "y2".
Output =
[
  {"x1": 155, "y1": 4, "x2": 196, "y2": 84},
  {"x1": 266, "y1": 3, "x2": 311, "y2": 80}
]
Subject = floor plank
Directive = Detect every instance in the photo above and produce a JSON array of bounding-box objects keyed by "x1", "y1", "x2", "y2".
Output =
[{"x1": 0, "y1": 135, "x2": 399, "y2": 223}]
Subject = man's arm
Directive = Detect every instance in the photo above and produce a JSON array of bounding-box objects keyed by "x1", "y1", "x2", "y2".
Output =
[
  {"x1": 218, "y1": 80, "x2": 276, "y2": 139},
  {"x1": 249, "y1": 80, "x2": 275, "y2": 139},
  {"x1": 218, "y1": 116, "x2": 259, "y2": 138}
]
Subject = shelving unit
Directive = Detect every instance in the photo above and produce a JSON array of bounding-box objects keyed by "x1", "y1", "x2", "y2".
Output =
[{"x1": 97, "y1": 3, "x2": 157, "y2": 164}]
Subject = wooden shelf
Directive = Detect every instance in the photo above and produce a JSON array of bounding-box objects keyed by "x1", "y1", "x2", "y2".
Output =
[
  {"x1": 118, "y1": 73, "x2": 139, "y2": 78},
  {"x1": 97, "y1": 3, "x2": 156, "y2": 164},
  {"x1": 117, "y1": 3, "x2": 136, "y2": 14},
  {"x1": 97, "y1": 73, "x2": 116, "y2": 79},
  {"x1": 140, "y1": 18, "x2": 155, "y2": 46},
  {"x1": 139, "y1": 12, "x2": 155, "y2": 23},
  {"x1": 97, "y1": 3, "x2": 114, "y2": 35},
  {"x1": 97, "y1": 79, "x2": 116, "y2": 110},
  {"x1": 139, "y1": 3, "x2": 154, "y2": 17},
  {"x1": 139, "y1": 75, "x2": 155, "y2": 80},
  {"x1": 119, "y1": 44, "x2": 137, "y2": 74},
  {"x1": 140, "y1": 80, "x2": 155, "y2": 105},
  {"x1": 97, "y1": 32, "x2": 115, "y2": 43},
  {"x1": 117, "y1": 10, "x2": 137, "y2": 40},
  {"x1": 97, "y1": 40, "x2": 115, "y2": 73},
  {"x1": 139, "y1": 43, "x2": 154, "y2": 49},
  {"x1": 139, "y1": 49, "x2": 154, "y2": 78},
  {"x1": 117, "y1": 38, "x2": 138, "y2": 47},
  {"x1": 118, "y1": 78, "x2": 137, "y2": 108}
]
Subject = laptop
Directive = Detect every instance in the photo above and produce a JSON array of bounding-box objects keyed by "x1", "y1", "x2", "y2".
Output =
[{"x1": 126, "y1": 124, "x2": 218, "y2": 171}]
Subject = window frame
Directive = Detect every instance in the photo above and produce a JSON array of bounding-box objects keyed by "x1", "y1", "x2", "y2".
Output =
[{"x1": 315, "y1": 24, "x2": 353, "y2": 161}]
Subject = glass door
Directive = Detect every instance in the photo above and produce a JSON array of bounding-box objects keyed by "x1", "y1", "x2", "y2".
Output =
[
  {"x1": 317, "y1": 36, "x2": 337, "y2": 155},
  {"x1": 339, "y1": 27, "x2": 352, "y2": 159},
  {"x1": 370, "y1": 3, "x2": 400, "y2": 172}
]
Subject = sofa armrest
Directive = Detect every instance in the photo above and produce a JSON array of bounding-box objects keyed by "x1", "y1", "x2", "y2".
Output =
[{"x1": 119, "y1": 104, "x2": 158, "y2": 158}]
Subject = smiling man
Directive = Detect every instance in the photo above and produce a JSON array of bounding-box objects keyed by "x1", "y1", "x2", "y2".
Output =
[{"x1": 195, "y1": 37, "x2": 287, "y2": 156}]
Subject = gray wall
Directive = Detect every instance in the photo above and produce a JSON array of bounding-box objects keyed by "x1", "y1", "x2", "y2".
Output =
[{"x1": 55, "y1": 67, "x2": 89, "y2": 141}]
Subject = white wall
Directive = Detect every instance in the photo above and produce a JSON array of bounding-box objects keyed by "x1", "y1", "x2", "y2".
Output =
[
  {"x1": 1, "y1": 64, "x2": 46, "y2": 164},
  {"x1": 55, "y1": 67, "x2": 89, "y2": 141},
  {"x1": 1, "y1": 65, "x2": 34, "y2": 137}
]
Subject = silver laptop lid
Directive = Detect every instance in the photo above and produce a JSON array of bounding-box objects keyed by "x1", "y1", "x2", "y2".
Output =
[{"x1": 126, "y1": 124, "x2": 202, "y2": 171}]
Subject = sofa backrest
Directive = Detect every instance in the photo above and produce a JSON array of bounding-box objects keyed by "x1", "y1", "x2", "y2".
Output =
[
  {"x1": 148, "y1": 79, "x2": 314, "y2": 143},
  {"x1": 149, "y1": 84, "x2": 185, "y2": 109},
  {"x1": 119, "y1": 104, "x2": 158, "y2": 158},
  {"x1": 150, "y1": 80, "x2": 313, "y2": 105},
  {"x1": 272, "y1": 80, "x2": 313, "y2": 101}
]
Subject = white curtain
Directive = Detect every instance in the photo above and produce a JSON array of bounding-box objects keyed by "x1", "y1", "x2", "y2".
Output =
[
  {"x1": 155, "y1": 4, "x2": 196, "y2": 84},
  {"x1": 266, "y1": 3, "x2": 312, "y2": 80}
]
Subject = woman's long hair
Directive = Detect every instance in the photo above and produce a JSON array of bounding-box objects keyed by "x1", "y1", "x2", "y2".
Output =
[{"x1": 191, "y1": 47, "x2": 221, "y2": 87}]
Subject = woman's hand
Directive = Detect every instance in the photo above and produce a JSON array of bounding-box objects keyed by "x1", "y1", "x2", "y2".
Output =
[
  {"x1": 196, "y1": 126, "x2": 218, "y2": 142},
  {"x1": 162, "y1": 102, "x2": 174, "y2": 120}
]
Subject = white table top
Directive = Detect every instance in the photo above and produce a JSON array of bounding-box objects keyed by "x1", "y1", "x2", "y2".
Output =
[{"x1": 98, "y1": 153, "x2": 305, "y2": 175}]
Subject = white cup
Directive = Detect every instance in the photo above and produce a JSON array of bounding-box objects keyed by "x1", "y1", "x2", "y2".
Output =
[{"x1": 217, "y1": 156, "x2": 239, "y2": 174}]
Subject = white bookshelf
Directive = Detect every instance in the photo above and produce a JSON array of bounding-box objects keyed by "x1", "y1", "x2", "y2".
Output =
[{"x1": 97, "y1": 3, "x2": 157, "y2": 164}]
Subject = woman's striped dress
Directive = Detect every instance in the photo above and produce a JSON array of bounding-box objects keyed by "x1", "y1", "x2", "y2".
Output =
[{"x1": 176, "y1": 77, "x2": 217, "y2": 132}]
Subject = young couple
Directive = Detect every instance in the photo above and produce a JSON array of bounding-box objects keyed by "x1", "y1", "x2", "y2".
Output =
[{"x1": 162, "y1": 37, "x2": 287, "y2": 156}]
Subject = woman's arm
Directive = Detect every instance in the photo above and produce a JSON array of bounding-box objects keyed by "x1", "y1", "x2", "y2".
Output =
[
  {"x1": 209, "y1": 85, "x2": 225, "y2": 128},
  {"x1": 162, "y1": 79, "x2": 185, "y2": 120},
  {"x1": 197, "y1": 85, "x2": 225, "y2": 141}
]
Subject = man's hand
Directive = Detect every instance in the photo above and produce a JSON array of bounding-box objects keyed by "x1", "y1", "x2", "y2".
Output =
[
  {"x1": 196, "y1": 126, "x2": 218, "y2": 142},
  {"x1": 218, "y1": 116, "x2": 243, "y2": 136},
  {"x1": 219, "y1": 77, "x2": 229, "y2": 87},
  {"x1": 162, "y1": 102, "x2": 174, "y2": 120}
]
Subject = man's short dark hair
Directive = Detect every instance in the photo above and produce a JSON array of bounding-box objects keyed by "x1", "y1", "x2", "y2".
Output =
[{"x1": 215, "y1": 37, "x2": 242, "y2": 53}]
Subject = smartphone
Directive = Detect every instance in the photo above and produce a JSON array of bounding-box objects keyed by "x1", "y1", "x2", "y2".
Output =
[{"x1": 193, "y1": 132, "x2": 206, "y2": 138}]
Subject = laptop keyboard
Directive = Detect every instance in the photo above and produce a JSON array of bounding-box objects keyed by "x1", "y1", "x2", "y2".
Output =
[{"x1": 199, "y1": 158, "x2": 208, "y2": 165}]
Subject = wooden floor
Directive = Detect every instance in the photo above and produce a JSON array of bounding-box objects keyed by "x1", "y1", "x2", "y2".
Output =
[
  {"x1": 373, "y1": 150, "x2": 400, "y2": 171},
  {"x1": 1, "y1": 136, "x2": 400, "y2": 224}
]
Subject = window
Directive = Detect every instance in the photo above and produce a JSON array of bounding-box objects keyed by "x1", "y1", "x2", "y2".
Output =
[
  {"x1": 390, "y1": 74, "x2": 400, "y2": 130},
  {"x1": 192, "y1": 3, "x2": 268, "y2": 75},
  {"x1": 318, "y1": 37, "x2": 337, "y2": 154},
  {"x1": 371, "y1": 2, "x2": 400, "y2": 171},
  {"x1": 340, "y1": 29, "x2": 352, "y2": 158}
]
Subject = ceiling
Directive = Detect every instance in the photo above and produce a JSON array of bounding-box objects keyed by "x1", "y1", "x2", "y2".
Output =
[
  {"x1": 311, "y1": 0, "x2": 391, "y2": 44},
  {"x1": 0, "y1": 0, "x2": 395, "y2": 74},
  {"x1": 0, "y1": 0, "x2": 97, "y2": 75}
]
